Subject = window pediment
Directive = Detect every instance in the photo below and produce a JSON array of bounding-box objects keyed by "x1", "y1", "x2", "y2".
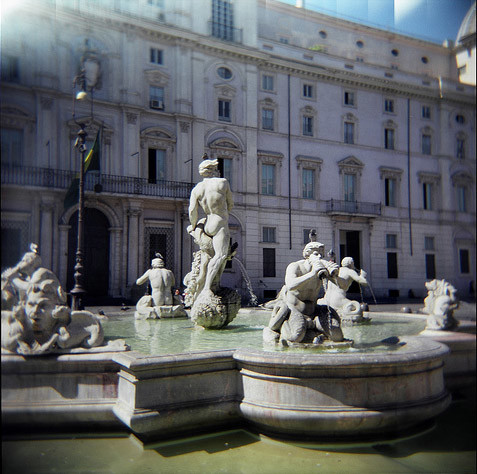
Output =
[
  {"x1": 379, "y1": 166, "x2": 403, "y2": 180},
  {"x1": 258, "y1": 150, "x2": 283, "y2": 166},
  {"x1": 296, "y1": 155, "x2": 322, "y2": 170},
  {"x1": 338, "y1": 156, "x2": 364, "y2": 175},
  {"x1": 145, "y1": 69, "x2": 170, "y2": 86},
  {"x1": 1, "y1": 106, "x2": 35, "y2": 129},
  {"x1": 215, "y1": 84, "x2": 236, "y2": 98},
  {"x1": 451, "y1": 171, "x2": 473, "y2": 186},
  {"x1": 140, "y1": 126, "x2": 176, "y2": 149},
  {"x1": 418, "y1": 171, "x2": 440, "y2": 184}
]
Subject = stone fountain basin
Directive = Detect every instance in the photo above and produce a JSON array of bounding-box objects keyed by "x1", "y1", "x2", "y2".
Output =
[
  {"x1": 107, "y1": 335, "x2": 451, "y2": 441},
  {"x1": 234, "y1": 336, "x2": 450, "y2": 439}
]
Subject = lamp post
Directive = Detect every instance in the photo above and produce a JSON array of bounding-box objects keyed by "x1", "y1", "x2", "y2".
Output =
[{"x1": 70, "y1": 67, "x2": 96, "y2": 310}]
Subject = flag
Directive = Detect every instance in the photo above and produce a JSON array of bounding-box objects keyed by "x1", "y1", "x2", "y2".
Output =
[{"x1": 63, "y1": 130, "x2": 101, "y2": 210}]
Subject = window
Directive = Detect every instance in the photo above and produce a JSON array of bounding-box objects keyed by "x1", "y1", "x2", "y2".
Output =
[
  {"x1": 302, "y1": 168, "x2": 314, "y2": 199},
  {"x1": 356, "y1": 40, "x2": 364, "y2": 48},
  {"x1": 1, "y1": 128, "x2": 23, "y2": 166},
  {"x1": 391, "y1": 49, "x2": 399, "y2": 56},
  {"x1": 344, "y1": 173, "x2": 356, "y2": 202},
  {"x1": 303, "y1": 84, "x2": 313, "y2": 98},
  {"x1": 149, "y1": 86, "x2": 164, "y2": 109},
  {"x1": 303, "y1": 229, "x2": 312, "y2": 244},
  {"x1": 423, "y1": 182, "x2": 432, "y2": 210},
  {"x1": 302, "y1": 116, "x2": 313, "y2": 136},
  {"x1": 262, "y1": 109, "x2": 274, "y2": 130},
  {"x1": 387, "y1": 252, "x2": 398, "y2": 278},
  {"x1": 263, "y1": 248, "x2": 276, "y2": 277},
  {"x1": 150, "y1": 48, "x2": 163, "y2": 65},
  {"x1": 319, "y1": 30, "x2": 327, "y2": 38},
  {"x1": 425, "y1": 254, "x2": 436, "y2": 279},
  {"x1": 218, "y1": 99, "x2": 231, "y2": 121},
  {"x1": 279, "y1": 37, "x2": 289, "y2": 44},
  {"x1": 344, "y1": 91, "x2": 355, "y2": 106},
  {"x1": 421, "y1": 56, "x2": 429, "y2": 64},
  {"x1": 212, "y1": 0, "x2": 234, "y2": 41},
  {"x1": 459, "y1": 249, "x2": 470, "y2": 274},
  {"x1": 262, "y1": 74, "x2": 274, "y2": 91},
  {"x1": 384, "y1": 128, "x2": 394, "y2": 150},
  {"x1": 261, "y1": 164, "x2": 275, "y2": 195},
  {"x1": 262, "y1": 227, "x2": 276, "y2": 243},
  {"x1": 217, "y1": 66, "x2": 232, "y2": 79},
  {"x1": 384, "y1": 99, "x2": 394, "y2": 113},
  {"x1": 386, "y1": 234, "x2": 397, "y2": 249},
  {"x1": 148, "y1": 149, "x2": 166, "y2": 183},
  {"x1": 424, "y1": 236, "x2": 435, "y2": 251},
  {"x1": 1, "y1": 55, "x2": 19, "y2": 82},
  {"x1": 457, "y1": 186, "x2": 467, "y2": 212},
  {"x1": 422, "y1": 134, "x2": 431, "y2": 154},
  {"x1": 218, "y1": 157, "x2": 232, "y2": 185},
  {"x1": 455, "y1": 114, "x2": 465, "y2": 124},
  {"x1": 456, "y1": 138, "x2": 465, "y2": 159},
  {"x1": 344, "y1": 122, "x2": 354, "y2": 144},
  {"x1": 422, "y1": 106, "x2": 431, "y2": 119},
  {"x1": 384, "y1": 178, "x2": 396, "y2": 206}
]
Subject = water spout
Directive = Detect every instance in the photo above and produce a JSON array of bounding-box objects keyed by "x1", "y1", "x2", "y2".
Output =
[{"x1": 233, "y1": 257, "x2": 259, "y2": 306}]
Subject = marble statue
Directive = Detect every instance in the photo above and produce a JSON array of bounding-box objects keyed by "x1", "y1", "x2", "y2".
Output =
[
  {"x1": 318, "y1": 257, "x2": 370, "y2": 323},
  {"x1": 135, "y1": 253, "x2": 187, "y2": 319},
  {"x1": 421, "y1": 279, "x2": 459, "y2": 331},
  {"x1": 1, "y1": 243, "x2": 42, "y2": 310},
  {"x1": 1, "y1": 245, "x2": 128, "y2": 355},
  {"x1": 184, "y1": 155, "x2": 240, "y2": 328},
  {"x1": 263, "y1": 233, "x2": 347, "y2": 346}
]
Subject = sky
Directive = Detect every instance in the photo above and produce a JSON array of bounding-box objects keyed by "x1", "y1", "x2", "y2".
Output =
[{"x1": 279, "y1": 0, "x2": 474, "y2": 44}]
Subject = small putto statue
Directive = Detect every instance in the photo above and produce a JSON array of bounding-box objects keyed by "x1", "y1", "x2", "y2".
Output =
[
  {"x1": 184, "y1": 155, "x2": 240, "y2": 328},
  {"x1": 318, "y1": 257, "x2": 370, "y2": 323},
  {"x1": 1, "y1": 244, "x2": 127, "y2": 355},
  {"x1": 135, "y1": 253, "x2": 187, "y2": 319},
  {"x1": 421, "y1": 279, "x2": 459, "y2": 331},
  {"x1": 263, "y1": 231, "x2": 348, "y2": 346}
]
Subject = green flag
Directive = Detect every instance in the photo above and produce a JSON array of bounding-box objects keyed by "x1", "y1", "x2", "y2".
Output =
[
  {"x1": 84, "y1": 130, "x2": 100, "y2": 173},
  {"x1": 63, "y1": 130, "x2": 101, "y2": 210}
]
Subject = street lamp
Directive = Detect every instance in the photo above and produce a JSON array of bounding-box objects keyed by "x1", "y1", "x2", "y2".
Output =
[{"x1": 70, "y1": 61, "x2": 98, "y2": 310}]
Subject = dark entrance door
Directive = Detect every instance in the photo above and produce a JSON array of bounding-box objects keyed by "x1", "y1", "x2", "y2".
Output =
[
  {"x1": 340, "y1": 230, "x2": 361, "y2": 295},
  {"x1": 67, "y1": 208, "x2": 110, "y2": 302}
]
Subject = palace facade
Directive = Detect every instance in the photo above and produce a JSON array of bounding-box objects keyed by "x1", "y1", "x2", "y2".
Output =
[{"x1": 1, "y1": 0, "x2": 475, "y2": 302}]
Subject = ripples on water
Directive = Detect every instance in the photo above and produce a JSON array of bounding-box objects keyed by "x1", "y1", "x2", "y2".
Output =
[{"x1": 101, "y1": 311, "x2": 427, "y2": 355}]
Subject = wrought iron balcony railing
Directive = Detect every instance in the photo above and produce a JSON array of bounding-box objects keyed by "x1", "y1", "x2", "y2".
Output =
[
  {"x1": 325, "y1": 199, "x2": 381, "y2": 216},
  {"x1": 1, "y1": 165, "x2": 193, "y2": 199}
]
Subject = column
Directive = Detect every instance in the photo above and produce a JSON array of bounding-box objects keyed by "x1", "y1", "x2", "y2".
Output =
[
  {"x1": 39, "y1": 197, "x2": 55, "y2": 269},
  {"x1": 126, "y1": 205, "x2": 142, "y2": 287},
  {"x1": 58, "y1": 224, "x2": 71, "y2": 289}
]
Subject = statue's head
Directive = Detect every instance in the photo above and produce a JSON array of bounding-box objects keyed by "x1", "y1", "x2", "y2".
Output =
[
  {"x1": 151, "y1": 254, "x2": 165, "y2": 268},
  {"x1": 341, "y1": 257, "x2": 355, "y2": 268},
  {"x1": 199, "y1": 159, "x2": 220, "y2": 177},
  {"x1": 303, "y1": 242, "x2": 325, "y2": 259},
  {"x1": 16, "y1": 243, "x2": 42, "y2": 276},
  {"x1": 24, "y1": 269, "x2": 69, "y2": 338}
]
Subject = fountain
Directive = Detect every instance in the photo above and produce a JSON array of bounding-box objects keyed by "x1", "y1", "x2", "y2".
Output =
[{"x1": 1, "y1": 160, "x2": 474, "y2": 448}]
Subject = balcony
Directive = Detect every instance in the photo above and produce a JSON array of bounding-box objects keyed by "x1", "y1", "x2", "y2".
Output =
[
  {"x1": 1, "y1": 165, "x2": 193, "y2": 199},
  {"x1": 208, "y1": 20, "x2": 243, "y2": 43},
  {"x1": 325, "y1": 199, "x2": 381, "y2": 216}
]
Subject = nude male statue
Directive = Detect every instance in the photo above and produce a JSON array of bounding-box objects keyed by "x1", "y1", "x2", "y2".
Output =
[
  {"x1": 136, "y1": 254, "x2": 175, "y2": 306},
  {"x1": 267, "y1": 241, "x2": 344, "y2": 344},
  {"x1": 188, "y1": 157, "x2": 233, "y2": 296}
]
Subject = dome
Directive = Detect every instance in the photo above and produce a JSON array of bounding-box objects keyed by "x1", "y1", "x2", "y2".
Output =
[{"x1": 456, "y1": 2, "x2": 476, "y2": 45}]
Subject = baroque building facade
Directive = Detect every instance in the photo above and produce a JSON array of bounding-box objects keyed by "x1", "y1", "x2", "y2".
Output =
[{"x1": 1, "y1": 0, "x2": 475, "y2": 302}]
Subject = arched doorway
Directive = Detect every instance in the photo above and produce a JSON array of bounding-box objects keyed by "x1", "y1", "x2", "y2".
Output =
[{"x1": 67, "y1": 208, "x2": 110, "y2": 302}]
